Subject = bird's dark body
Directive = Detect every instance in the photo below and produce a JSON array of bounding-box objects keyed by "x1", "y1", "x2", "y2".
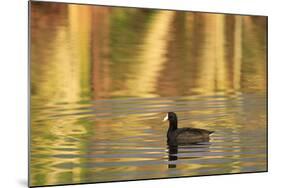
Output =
[
  {"x1": 164, "y1": 112, "x2": 214, "y2": 145},
  {"x1": 167, "y1": 127, "x2": 214, "y2": 145}
]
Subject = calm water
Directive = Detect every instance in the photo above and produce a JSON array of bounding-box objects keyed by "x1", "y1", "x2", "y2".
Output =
[{"x1": 30, "y1": 2, "x2": 267, "y2": 187}]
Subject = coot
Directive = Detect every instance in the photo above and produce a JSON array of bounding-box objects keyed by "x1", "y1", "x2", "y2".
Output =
[{"x1": 163, "y1": 112, "x2": 214, "y2": 145}]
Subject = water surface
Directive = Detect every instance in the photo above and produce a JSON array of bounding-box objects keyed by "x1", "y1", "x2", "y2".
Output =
[{"x1": 30, "y1": 2, "x2": 267, "y2": 186}]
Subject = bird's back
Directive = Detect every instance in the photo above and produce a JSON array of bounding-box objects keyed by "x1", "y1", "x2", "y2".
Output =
[
  {"x1": 176, "y1": 127, "x2": 214, "y2": 135},
  {"x1": 174, "y1": 127, "x2": 214, "y2": 144}
]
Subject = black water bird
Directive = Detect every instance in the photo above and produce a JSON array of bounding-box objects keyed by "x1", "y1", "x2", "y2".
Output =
[{"x1": 163, "y1": 112, "x2": 214, "y2": 145}]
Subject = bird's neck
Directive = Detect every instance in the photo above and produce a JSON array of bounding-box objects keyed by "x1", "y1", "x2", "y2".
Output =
[{"x1": 168, "y1": 119, "x2": 178, "y2": 131}]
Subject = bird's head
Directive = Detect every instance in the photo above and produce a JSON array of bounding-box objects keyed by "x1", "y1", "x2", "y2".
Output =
[{"x1": 163, "y1": 112, "x2": 178, "y2": 122}]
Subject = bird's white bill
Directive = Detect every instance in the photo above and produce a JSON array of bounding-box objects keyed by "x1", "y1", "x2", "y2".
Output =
[{"x1": 163, "y1": 114, "x2": 168, "y2": 122}]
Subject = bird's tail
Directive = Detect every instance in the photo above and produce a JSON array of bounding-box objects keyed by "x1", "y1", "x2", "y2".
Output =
[{"x1": 209, "y1": 131, "x2": 215, "y2": 134}]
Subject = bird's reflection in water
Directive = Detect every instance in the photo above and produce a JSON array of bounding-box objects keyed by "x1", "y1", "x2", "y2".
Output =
[
  {"x1": 167, "y1": 142, "x2": 211, "y2": 169},
  {"x1": 167, "y1": 144, "x2": 178, "y2": 168}
]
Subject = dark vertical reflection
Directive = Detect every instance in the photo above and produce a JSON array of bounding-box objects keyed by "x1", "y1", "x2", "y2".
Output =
[
  {"x1": 90, "y1": 7, "x2": 112, "y2": 102},
  {"x1": 167, "y1": 145, "x2": 178, "y2": 168}
]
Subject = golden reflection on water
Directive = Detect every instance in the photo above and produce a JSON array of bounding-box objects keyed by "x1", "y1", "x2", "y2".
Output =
[{"x1": 30, "y1": 2, "x2": 267, "y2": 187}]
